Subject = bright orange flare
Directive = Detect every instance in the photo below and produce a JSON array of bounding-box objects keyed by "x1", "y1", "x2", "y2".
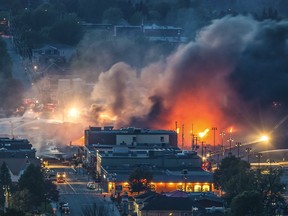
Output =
[{"x1": 199, "y1": 128, "x2": 209, "y2": 138}]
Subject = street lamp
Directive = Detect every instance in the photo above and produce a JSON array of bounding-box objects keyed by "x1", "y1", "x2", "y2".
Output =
[
  {"x1": 228, "y1": 137, "x2": 233, "y2": 156},
  {"x1": 256, "y1": 153, "x2": 263, "y2": 169},
  {"x1": 220, "y1": 131, "x2": 225, "y2": 156},
  {"x1": 235, "y1": 142, "x2": 241, "y2": 158},
  {"x1": 212, "y1": 127, "x2": 217, "y2": 152},
  {"x1": 3, "y1": 185, "x2": 10, "y2": 213},
  {"x1": 246, "y1": 147, "x2": 252, "y2": 163}
]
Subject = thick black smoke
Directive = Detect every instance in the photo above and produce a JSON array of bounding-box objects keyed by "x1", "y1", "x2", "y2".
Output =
[{"x1": 88, "y1": 15, "x2": 288, "y2": 148}]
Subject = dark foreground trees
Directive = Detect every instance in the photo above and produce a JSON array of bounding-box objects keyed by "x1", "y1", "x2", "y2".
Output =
[
  {"x1": 214, "y1": 156, "x2": 286, "y2": 215},
  {"x1": 5, "y1": 164, "x2": 59, "y2": 214}
]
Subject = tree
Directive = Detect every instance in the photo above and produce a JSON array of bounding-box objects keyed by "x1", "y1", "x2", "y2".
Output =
[
  {"x1": 215, "y1": 156, "x2": 286, "y2": 214},
  {"x1": 213, "y1": 156, "x2": 253, "y2": 202},
  {"x1": 253, "y1": 167, "x2": 286, "y2": 215},
  {"x1": 18, "y1": 164, "x2": 45, "y2": 206},
  {"x1": 0, "y1": 162, "x2": 12, "y2": 187},
  {"x1": 9, "y1": 189, "x2": 33, "y2": 212},
  {"x1": 44, "y1": 179, "x2": 59, "y2": 202},
  {"x1": 128, "y1": 167, "x2": 153, "y2": 194},
  {"x1": 230, "y1": 190, "x2": 263, "y2": 216},
  {"x1": 102, "y1": 7, "x2": 124, "y2": 25},
  {"x1": 49, "y1": 13, "x2": 82, "y2": 45}
]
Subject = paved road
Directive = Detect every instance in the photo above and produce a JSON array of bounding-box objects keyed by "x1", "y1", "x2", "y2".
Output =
[{"x1": 49, "y1": 165, "x2": 120, "y2": 216}]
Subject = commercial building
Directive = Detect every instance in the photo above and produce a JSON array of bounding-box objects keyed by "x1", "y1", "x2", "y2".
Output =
[
  {"x1": 0, "y1": 137, "x2": 36, "y2": 158},
  {"x1": 84, "y1": 126, "x2": 214, "y2": 195},
  {"x1": 84, "y1": 126, "x2": 178, "y2": 148},
  {"x1": 96, "y1": 147, "x2": 214, "y2": 194}
]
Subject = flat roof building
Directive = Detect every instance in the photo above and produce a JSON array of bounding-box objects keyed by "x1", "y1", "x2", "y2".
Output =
[{"x1": 85, "y1": 126, "x2": 178, "y2": 148}]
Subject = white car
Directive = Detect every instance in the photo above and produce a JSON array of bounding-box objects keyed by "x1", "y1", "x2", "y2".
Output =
[{"x1": 87, "y1": 182, "x2": 96, "y2": 189}]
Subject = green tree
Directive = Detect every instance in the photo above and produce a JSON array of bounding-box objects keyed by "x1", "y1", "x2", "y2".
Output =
[
  {"x1": 230, "y1": 190, "x2": 263, "y2": 216},
  {"x1": 0, "y1": 162, "x2": 12, "y2": 187},
  {"x1": 49, "y1": 13, "x2": 82, "y2": 45},
  {"x1": 215, "y1": 156, "x2": 286, "y2": 213},
  {"x1": 10, "y1": 189, "x2": 33, "y2": 212},
  {"x1": 128, "y1": 167, "x2": 153, "y2": 194},
  {"x1": 214, "y1": 156, "x2": 253, "y2": 201},
  {"x1": 253, "y1": 167, "x2": 286, "y2": 215},
  {"x1": 18, "y1": 164, "x2": 45, "y2": 206},
  {"x1": 44, "y1": 179, "x2": 59, "y2": 202}
]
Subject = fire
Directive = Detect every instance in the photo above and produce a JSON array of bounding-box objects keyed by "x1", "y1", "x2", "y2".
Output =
[
  {"x1": 199, "y1": 129, "x2": 210, "y2": 138},
  {"x1": 229, "y1": 127, "x2": 233, "y2": 133}
]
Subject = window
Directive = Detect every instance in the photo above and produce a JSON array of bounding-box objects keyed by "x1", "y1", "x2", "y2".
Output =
[
  {"x1": 202, "y1": 184, "x2": 210, "y2": 192},
  {"x1": 194, "y1": 185, "x2": 202, "y2": 192},
  {"x1": 132, "y1": 137, "x2": 136, "y2": 142},
  {"x1": 160, "y1": 136, "x2": 164, "y2": 142}
]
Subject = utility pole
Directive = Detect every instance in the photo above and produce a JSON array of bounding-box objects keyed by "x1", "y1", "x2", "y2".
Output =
[
  {"x1": 182, "y1": 124, "x2": 184, "y2": 149},
  {"x1": 201, "y1": 141, "x2": 204, "y2": 161}
]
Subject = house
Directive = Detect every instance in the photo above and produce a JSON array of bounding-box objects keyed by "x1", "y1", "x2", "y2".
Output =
[
  {"x1": 133, "y1": 191, "x2": 225, "y2": 216},
  {"x1": 140, "y1": 195, "x2": 204, "y2": 216}
]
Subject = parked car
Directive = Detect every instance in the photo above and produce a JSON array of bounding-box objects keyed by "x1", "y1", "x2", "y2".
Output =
[
  {"x1": 59, "y1": 202, "x2": 70, "y2": 214},
  {"x1": 87, "y1": 182, "x2": 96, "y2": 190}
]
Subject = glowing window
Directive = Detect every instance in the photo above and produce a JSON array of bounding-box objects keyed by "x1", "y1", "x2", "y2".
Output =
[
  {"x1": 187, "y1": 185, "x2": 193, "y2": 192},
  {"x1": 202, "y1": 184, "x2": 210, "y2": 192},
  {"x1": 177, "y1": 185, "x2": 184, "y2": 191},
  {"x1": 194, "y1": 185, "x2": 201, "y2": 192}
]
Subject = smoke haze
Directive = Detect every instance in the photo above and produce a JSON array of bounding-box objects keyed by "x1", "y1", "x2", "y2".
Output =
[{"x1": 74, "y1": 15, "x2": 288, "y2": 147}]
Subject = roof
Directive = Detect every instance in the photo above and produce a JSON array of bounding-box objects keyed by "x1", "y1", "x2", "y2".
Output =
[
  {"x1": 0, "y1": 158, "x2": 40, "y2": 175},
  {"x1": 104, "y1": 169, "x2": 213, "y2": 183},
  {"x1": 141, "y1": 196, "x2": 203, "y2": 211},
  {"x1": 164, "y1": 190, "x2": 189, "y2": 198},
  {"x1": 134, "y1": 191, "x2": 158, "y2": 200}
]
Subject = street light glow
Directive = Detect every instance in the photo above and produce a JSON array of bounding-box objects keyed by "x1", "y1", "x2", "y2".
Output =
[
  {"x1": 68, "y1": 108, "x2": 79, "y2": 117},
  {"x1": 260, "y1": 135, "x2": 269, "y2": 142}
]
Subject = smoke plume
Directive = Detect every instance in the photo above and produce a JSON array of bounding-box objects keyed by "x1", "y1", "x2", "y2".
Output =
[{"x1": 88, "y1": 15, "x2": 288, "y2": 147}]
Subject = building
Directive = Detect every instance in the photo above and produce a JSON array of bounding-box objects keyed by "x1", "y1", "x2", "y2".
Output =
[
  {"x1": 134, "y1": 191, "x2": 225, "y2": 216},
  {"x1": 113, "y1": 24, "x2": 187, "y2": 43},
  {"x1": 85, "y1": 126, "x2": 178, "y2": 148},
  {"x1": 96, "y1": 147, "x2": 214, "y2": 194},
  {"x1": 0, "y1": 138, "x2": 40, "y2": 182},
  {"x1": 0, "y1": 138, "x2": 36, "y2": 158}
]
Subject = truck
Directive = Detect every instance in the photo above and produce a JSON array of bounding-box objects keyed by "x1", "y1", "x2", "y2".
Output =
[{"x1": 56, "y1": 172, "x2": 66, "y2": 183}]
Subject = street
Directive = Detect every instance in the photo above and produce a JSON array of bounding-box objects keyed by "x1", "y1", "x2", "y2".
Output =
[{"x1": 48, "y1": 165, "x2": 120, "y2": 216}]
